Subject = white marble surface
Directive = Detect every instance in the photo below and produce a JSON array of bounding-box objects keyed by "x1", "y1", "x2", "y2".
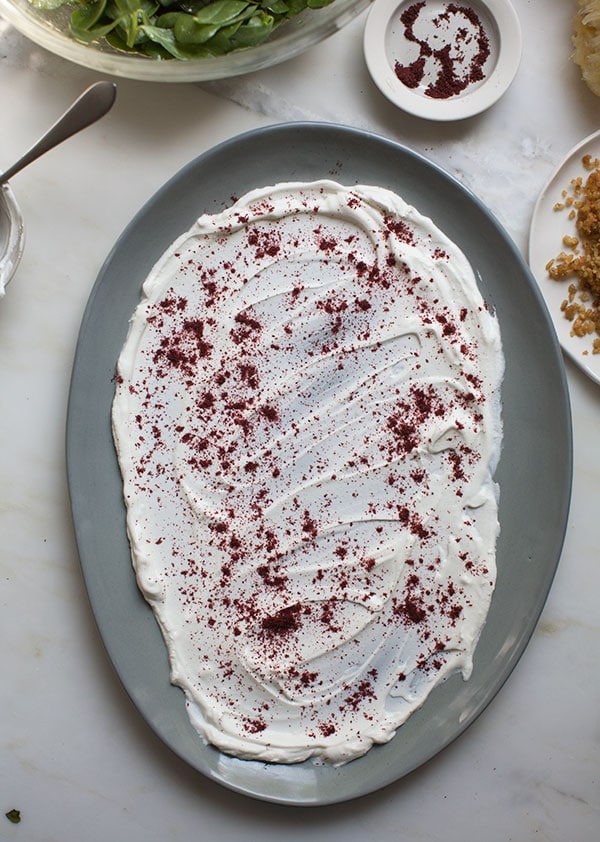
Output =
[{"x1": 0, "y1": 1, "x2": 599, "y2": 839}]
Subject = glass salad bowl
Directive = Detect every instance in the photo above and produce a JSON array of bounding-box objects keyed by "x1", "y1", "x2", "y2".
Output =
[{"x1": 0, "y1": 0, "x2": 372, "y2": 81}]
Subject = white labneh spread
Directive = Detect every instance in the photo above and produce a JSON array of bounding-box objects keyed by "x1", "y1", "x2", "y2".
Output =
[{"x1": 112, "y1": 180, "x2": 504, "y2": 765}]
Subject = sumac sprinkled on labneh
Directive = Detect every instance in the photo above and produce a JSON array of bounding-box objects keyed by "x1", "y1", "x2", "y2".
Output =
[{"x1": 112, "y1": 180, "x2": 504, "y2": 766}]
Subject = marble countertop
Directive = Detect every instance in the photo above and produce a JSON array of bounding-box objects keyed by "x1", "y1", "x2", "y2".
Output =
[{"x1": 0, "y1": 1, "x2": 598, "y2": 839}]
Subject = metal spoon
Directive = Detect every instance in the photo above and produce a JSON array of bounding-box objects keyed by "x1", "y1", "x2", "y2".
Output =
[{"x1": 0, "y1": 81, "x2": 117, "y2": 186}]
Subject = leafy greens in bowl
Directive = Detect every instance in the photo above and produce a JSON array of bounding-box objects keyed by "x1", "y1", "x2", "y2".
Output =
[
  {"x1": 0, "y1": 0, "x2": 371, "y2": 79},
  {"x1": 35, "y1": 0, "x2": 336, "y2": 60}
]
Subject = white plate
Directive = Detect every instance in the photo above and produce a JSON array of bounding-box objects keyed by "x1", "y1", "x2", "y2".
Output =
[
  {"x1": 363, "y1": 0, "x2": 522, "y2": 120},
  {"x1": 528, "y1": 129, "x2": 600, "y2": 386}
]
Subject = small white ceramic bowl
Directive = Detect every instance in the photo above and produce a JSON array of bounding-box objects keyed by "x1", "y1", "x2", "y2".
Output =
[
  {"x1": 0, "y1": 183, "x2": 25, "y2": 296},
  {"x1": 364, "y1": 0, "x2": 522, "y2": 120}
]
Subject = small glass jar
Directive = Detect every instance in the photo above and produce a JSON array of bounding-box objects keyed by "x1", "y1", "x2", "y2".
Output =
[{"x1": 0, "y1": 183, "x2": 25, "y2": 296}]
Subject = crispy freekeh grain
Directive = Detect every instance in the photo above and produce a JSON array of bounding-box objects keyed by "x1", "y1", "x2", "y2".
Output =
[{"x1": 546, "y1": 154, "x2": 600, "y2": 354}]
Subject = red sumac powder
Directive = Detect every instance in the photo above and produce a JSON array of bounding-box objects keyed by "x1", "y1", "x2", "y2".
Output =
[{"x1": 394, "y1": 2, "x2": 491, "y2": 100}]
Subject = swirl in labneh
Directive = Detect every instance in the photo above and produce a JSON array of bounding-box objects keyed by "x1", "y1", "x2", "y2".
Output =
[{"x1": 112, "y1": 181, "x2": 504, "y2": 765}]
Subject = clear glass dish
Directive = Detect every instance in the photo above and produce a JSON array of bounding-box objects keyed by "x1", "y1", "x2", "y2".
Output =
[
  {"x1": 0, "y1": 0, "x2": 371, "y2": 81},
  {"x1": 0, "y1": 183, "x2": 25, "y2": 296}
]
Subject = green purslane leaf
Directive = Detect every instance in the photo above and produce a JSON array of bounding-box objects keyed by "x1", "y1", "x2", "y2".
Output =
[
  {"x1": 29, "y1": 0, "x2": 337, "y2": 60},
  {"x1": 193, "y1": 0, "x2": 251, "y2": 25},
  {"x1": 112, "y1": 0, "x2": 144, "y2": 15},
  {"x1": 141, "y1": 23, "x2": 204, "y2": 56},
  {"x1": 230, "y1": 10, "x2": 274, "y2": 47},
  {"x1": 204, "y1": 19, "x2": 245, "y2": 52},
  {"x1": 70, "y1": 0, "x2": 111, "y2": 34},
  {"x1": 176, "y1": 14, "x2": 223, "y2": 45},
  {"x1": 261, "y1": 0, "x2": 290, "y2": 14},
  {"x1": 282, "y1": 0, "x2": 309, "y2": 12},
  {"x1": 70, "y1": 0, "x2": 107, "y2": 29}
]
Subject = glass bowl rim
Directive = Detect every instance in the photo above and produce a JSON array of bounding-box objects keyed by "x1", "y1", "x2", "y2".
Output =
[{"x1": 0, "y1": 0, "x2": 373, "y2": 81}]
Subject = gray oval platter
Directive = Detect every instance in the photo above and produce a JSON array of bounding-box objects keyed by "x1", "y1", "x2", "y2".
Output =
[{"x1": 66, "y1": 123, "x2": 572, "y2": 806}]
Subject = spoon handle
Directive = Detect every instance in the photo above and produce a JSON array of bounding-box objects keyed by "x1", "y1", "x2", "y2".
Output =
[{"x1": 0, "y1": 81, "x2": 117, "y2": 186}]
